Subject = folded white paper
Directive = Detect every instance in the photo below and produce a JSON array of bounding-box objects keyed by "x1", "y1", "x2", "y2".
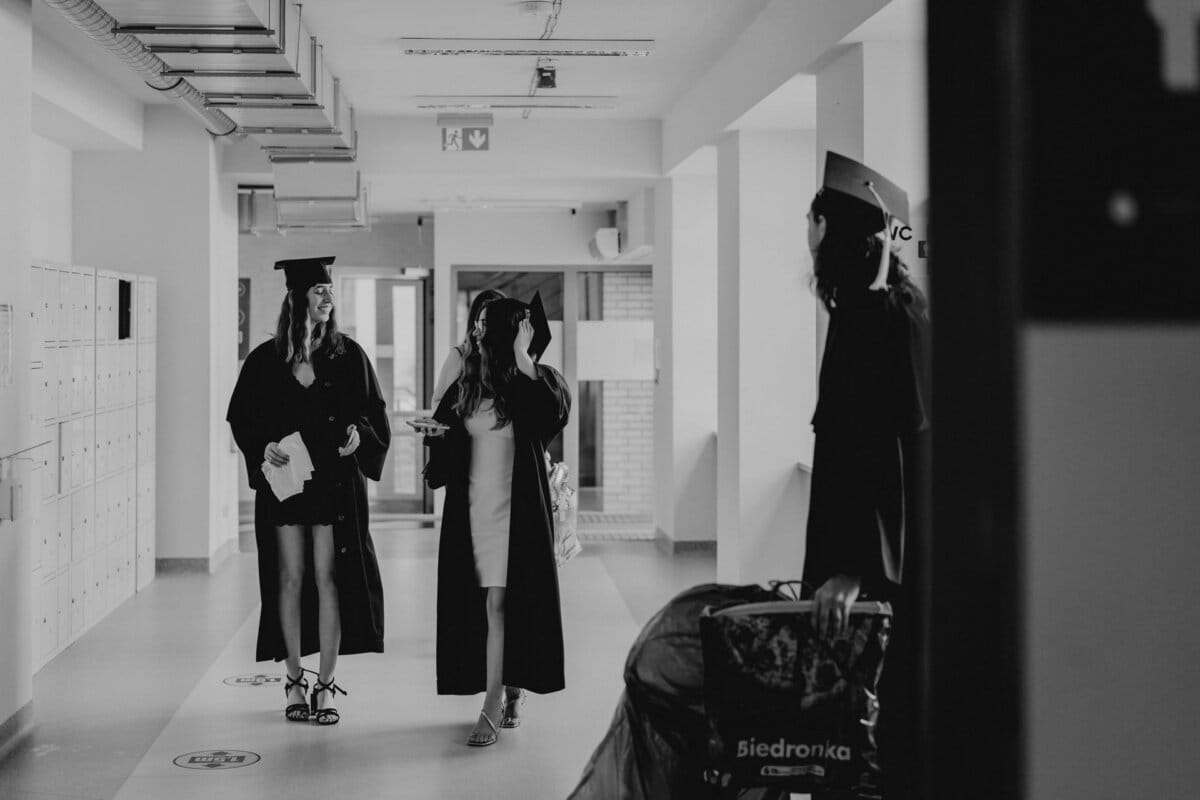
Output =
[{"x1": 262, "y1": 431, "x2": 315, "y2": 501}]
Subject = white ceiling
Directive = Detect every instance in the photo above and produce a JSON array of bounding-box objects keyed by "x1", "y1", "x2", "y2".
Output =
[{"x1": 33, "y1": 0, "x2": 922, "y2": 215}]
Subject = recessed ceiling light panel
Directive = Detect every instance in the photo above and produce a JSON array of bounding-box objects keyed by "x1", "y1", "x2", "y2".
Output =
[
  {"x1": 416, "y1": 95, "x2": 617, "y2": 110},
  {"x1": 400, "y1": 38, "x2": 655, "y2": 57}
]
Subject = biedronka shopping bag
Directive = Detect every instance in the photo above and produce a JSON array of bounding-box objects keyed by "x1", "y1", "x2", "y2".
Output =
[{"x1": 699, "y1": 594, "x2": 892, "y2": 796}]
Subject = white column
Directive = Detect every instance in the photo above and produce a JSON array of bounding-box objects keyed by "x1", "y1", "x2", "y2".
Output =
[
  {"x1": 716, "y1": 130, "x2": 818, "y2": 584},
  {"x1": 653, "y1": 175, "x2": 719, "y2": 549},
  {"x1": 75, "y1": 106, "x2": 239, "y2": 569},
  {"x1": 0, "y1": 0, "x2": 35, "y2": 738}
]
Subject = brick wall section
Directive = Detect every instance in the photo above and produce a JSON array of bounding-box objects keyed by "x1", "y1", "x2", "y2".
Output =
[{"x1": 600, "y1": 272, "x2": 654, "y2": 514}]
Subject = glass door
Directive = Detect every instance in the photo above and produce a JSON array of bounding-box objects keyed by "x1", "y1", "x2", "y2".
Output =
[{"x1": 337, "y1": 275, "x2": 428, "y2": 513}]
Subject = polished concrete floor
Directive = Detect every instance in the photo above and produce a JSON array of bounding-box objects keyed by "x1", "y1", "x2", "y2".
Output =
[{"x1": 0, "y1": 527, "x2": 717, "y2": 800}]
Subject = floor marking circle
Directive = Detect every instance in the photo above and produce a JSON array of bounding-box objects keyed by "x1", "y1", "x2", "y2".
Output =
[
  {"x1": 223, "y1": 673, "x2": 283, "y2": 687},
  {"x1": 173, "y1": 749, "x2": 261, "y2": 770}
]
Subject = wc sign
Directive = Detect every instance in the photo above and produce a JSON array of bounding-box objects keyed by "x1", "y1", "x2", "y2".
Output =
[{"x1": 442, "y1": 127, "x2": 490, "y2": 151}]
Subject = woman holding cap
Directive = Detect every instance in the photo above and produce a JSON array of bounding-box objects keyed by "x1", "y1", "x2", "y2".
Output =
[
  {"x1": 416, "y1": 294, "x2": 571, "y2": 747},
  {"x1": 226, "y1": 256, "x2": 391, "y2": 726},
  {"x1": 804, "y1": 153, "x2": 929, "y2": 799},
  {"x1": 430, "y1": 288, "x2": 507, "y2": 408}
]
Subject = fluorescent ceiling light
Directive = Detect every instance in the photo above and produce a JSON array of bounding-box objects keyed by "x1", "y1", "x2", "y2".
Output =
[
  {"x1": 400, "y1": 38, "x2": 654, "y2": 57},
  {"x1": 416, "y1": 95, "x2": 617, "y2": 110}
]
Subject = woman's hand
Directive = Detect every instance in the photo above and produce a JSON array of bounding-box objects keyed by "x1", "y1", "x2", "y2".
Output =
[
  {"x1": 337, "y1": 424, "x2": 360, "y2": 457},
  {"x1": 514, "y1": 313, "x2": 534, "y2": 356},
  {"x1": 811, "y1": 573, "x2": 862, "y2": 641},
  {"x1": 264, "y1": 442, "x2": 290, "y2": 467},
  {"x1": 407, "y1": 418, "x2": 447, "y2": 438},
  {"x1": 868, "y1": 221, "x2": 892, "y2": 291}
]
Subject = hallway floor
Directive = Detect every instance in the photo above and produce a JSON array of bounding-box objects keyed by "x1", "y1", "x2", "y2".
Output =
[{"x1": 0, "y1": 528, "x2": 715, "y2": 800}]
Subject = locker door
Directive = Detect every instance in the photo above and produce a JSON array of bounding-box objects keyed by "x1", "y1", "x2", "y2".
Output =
[
  {"x1": 30, "y1": 267, "x2": 43, "y2": 345},
  {"x1": 40, "y1": 430, "x2": 58, "y2": 501},
  {"x1": 68, "y1": 562, "x2": 84, "y2": 638},
  {"x1": 94, "y1": 347, "x2": 106, "y2": 411},
  {"x1": 43, "y1": 267, "x2": 59, "y2": 344},
  {"x1": 69, "y1": 419, "x2": 83, "y2": 489},
  {"x1": 58, "y1": 421, "x2": 71, "y2": 495},
  {"x1": 83, "y1": 272, "x2": 96, "y2": 343},
  {"x1": 38, "y1": 502, "x2": 56, "y2": 576},
  {"x1": 125, "y1": 468, "x2": 136, "y2": 537},
  {"x1": 35, "y1": 580, "x2": 52, "y2": 665},
  {"x1": 82, "y1": 415, "x2": 95, "y2": 485},
  {"x1": 83, "y1": 348, "x2": 95, "y2": 413},
  {"x1": 94, "y1": 412, "x2": 107, "y2": 478},
  {"x1": 56, "y1": 496, "x2": 70, "y2": 570},
  {"x1": 82, "y1": 556, "x2": 96, "y2": 629},
  {"x1": 41, "y1": 348, "x2": 57, "y2": 424},
  {"x1": 82, "y1": 485, "x2": 95, "y2": 556},
  {"x1": 58, "y1": 271, "x2": 74, "y2": 341}
]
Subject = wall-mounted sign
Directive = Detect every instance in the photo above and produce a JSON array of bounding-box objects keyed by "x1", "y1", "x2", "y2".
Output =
[{"x1": 442, "y1": 127, "x2": 490, "y2": 151}]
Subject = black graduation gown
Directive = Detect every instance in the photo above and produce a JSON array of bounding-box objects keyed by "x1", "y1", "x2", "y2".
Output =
[
  {"x1": 802, "y1": 286, "x2": 928, "y2": 600},
  {"x1": 424, "y1": 364, "x2": 571, "y2": 695},
  {"x1": 226, "y1": 336, "x2": 390, "y2": 662}
]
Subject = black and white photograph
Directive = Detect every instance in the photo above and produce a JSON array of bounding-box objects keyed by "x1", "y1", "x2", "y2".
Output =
[{"x1": 1, "y1": 1, "x2": 1198, "y2": 798}]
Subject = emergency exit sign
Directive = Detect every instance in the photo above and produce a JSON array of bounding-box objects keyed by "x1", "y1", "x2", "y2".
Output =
[{"x1": 442, "y1": 127, "x2": 489, "y2": 151}]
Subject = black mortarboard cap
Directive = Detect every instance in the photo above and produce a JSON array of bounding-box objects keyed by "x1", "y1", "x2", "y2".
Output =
[
  {"x1": 274, "y1": 256, "x2": 335, "y2": 293},
  {"x1": 821, "y1": 151, "x2": 910, "y2": 226},
  {"x1": 527, "y1": 291, "x2": 552, "y2": 360}
]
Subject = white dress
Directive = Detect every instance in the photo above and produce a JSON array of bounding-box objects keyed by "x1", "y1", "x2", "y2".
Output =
[{"x1": 465, "y1": 400, "x2": 514, "y2": 587}]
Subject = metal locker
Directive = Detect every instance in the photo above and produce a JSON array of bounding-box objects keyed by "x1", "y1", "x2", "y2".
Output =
[
  {"x1": 43, "y1": 267, "x2": 59, "y2": 344},
  {"x1": 66, "y1": 347, "x2": 80, "y2": 415},
  {"x1": 82, "y1": 415, "x2": 95, "y2": 485},
  {"x1": 95, "y1": 346, "x2": 108, "y2": 410},
  {"x1": 38, "y1": 502, "x2": 56, "y2": 576},
  {"x1": 30, "y1": 267, "x2": 43, "y2": 345},
  {"x1": 136, "y1": 523, "x2": 155, "y2": 591},
  {"x1": 72, "y1": 272, "x2": 86, "y2": 341},
  {"x1": 56, "y1": 497, "x2": 70, "y2": 570},
  {"x1": 95, "y1": 478, "x2": 109, "y2": 549},
  {"x1": 68, "y1": 562, "x2": 84, "y2": 638},
  {"x1": 57, "y1": 348, "x2": 69, "y2": 420},
  {"x1": 125, "y1": 344, "x2": 136, "y2": 405},
  {"x1": 41, "y1": 347, "x2": 57, "y2": 424},
  {"x1": 82, "y1": 556, "x2": 96, "y2": 629},
  {"x1": 94, "y1": 412, "x2": 107, "y2": 477},
  {"x1": 69, "y1": 419, "x2": 83, "y2": 489},
  {"x1": 82, "y1": 485, "x2": 95, "y2": 556},
  {"x1": 57, "y1": 421, "x2": 71, "y2": 495},
  {"x1": 82, "y1": 349, "x2": 95, "y2": 412},
  {"x1": 125, "y1": 468, "x2": 136, "y2": 535},
  {"x1": 83, "y1": 271, "x2": 96, "y2": 343},
  {"x1": 35, "y1": 580, "x2": 52, "y2": 664},
  {"x1": 57, "y1": 271, "x2": 74, "y2": 342},
  {"x1": 41, "y1": 430, "x2": 58, "y2": 501}
]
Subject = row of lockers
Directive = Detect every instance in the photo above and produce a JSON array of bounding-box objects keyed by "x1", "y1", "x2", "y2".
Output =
[
  {"x1": 33, "y1": 534, "x2": 144, "y2": 667},
  {"x1": 36, "y1": 409, "x2": 155, "y2": 504},
  {"x1": 33, "y1": 466, "x2": 154, "y2": 578},
  {"x1": 29, "y1": 265, "x2": 157, "y2": 344},
  {"x1": 35, "y1": 342, "x2": 157, "y2": 422}
]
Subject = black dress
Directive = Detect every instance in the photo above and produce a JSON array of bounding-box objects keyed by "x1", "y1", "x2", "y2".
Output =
[{"x1": 274, "y1": 369, "x2": 341, "y2": 527}]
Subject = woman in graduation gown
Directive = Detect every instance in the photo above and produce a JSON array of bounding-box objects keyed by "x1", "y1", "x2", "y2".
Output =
[
  {"x1": 419, "y1": 295, "x2": 571, "y2": 747},
  {"x1": 803, "y1": 154, "x2": 929, "y2": 799},
  {"x1": 226, "y1": 256, "x2": 390, "y2": 726}
]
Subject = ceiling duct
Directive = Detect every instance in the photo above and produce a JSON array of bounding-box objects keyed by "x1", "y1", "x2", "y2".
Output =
[
  {"x1": 85, "y1": 0, "x2": 357, "y2": 158},
  {"x1": 272, "y1": 161, "x2": 368, "y2": 230},
  {"x1": 400, "y1": 38, "x2": 656, "y2": 57},
  {"x1": 42, "y1": 0, "x2": 236, "y2": 135}
]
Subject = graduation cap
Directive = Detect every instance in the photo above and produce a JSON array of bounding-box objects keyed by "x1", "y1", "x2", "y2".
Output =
[
  {"x1": 526, "y1": 291, "x2": 552, "y2": 361},
  {"x1": 274, "y1": 256, "x2": 335, "y2": 293},
  {"x1": 821, "y1": 151, "x2": 910, "y2": 227}
]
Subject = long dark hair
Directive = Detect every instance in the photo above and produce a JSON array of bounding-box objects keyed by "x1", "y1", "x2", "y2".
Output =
[
  {"x1": 809, "y1": 190, "x2": 925, "y2": 313},
  {"x1": 453, "y1": 297, "x2": 527, "y2": 427},
  {"x1": 459, "y1": 288, "x2": 506, "y2": 361},
  {"x1": 273, "y1": 287, "x2": 344, "y2": 363}
]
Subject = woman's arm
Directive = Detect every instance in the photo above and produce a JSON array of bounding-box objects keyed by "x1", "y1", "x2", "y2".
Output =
[
  {"x1": 510, "y1": 364, "x2": 572, "y2": 444},
  {"x1": 225, "y1": 348, "x2": 272, "y2": 491},
  {"x1": 431, "y1": 346, "x2": 464, "y2": 408}
]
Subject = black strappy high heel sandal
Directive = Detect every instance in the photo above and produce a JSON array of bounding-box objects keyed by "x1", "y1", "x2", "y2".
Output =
[
  {"x1": 310, "y1": 677, "x2": 347, "y2": 726},
  {"x1": 284, "y1": 668, "x2": 315, "y2": 722}
]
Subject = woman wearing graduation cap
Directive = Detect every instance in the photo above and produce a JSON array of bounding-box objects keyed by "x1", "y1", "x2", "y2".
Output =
[
  {"x1": 226, "y1": 256, "x2": 390, "y2": 726},
  {"x1": 804, "y1": 153, "x2": 929, "y2": 799},
  {"x1": 415, "y1": 293, "x2": 571, "y2": 747}
]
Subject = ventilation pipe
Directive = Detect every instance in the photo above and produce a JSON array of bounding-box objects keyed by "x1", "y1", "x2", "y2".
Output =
[{"x1": 43, "y1": 0, "x2": 238, "y2": 136}]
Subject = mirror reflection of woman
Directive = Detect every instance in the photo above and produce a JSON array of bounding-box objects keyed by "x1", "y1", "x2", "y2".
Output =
[
  {"x1": 421, "y1": 297, "x2": 571, "y2": 747},
  {"x1": 226, "y1": 257, "x2": 391, "y2": 726}
]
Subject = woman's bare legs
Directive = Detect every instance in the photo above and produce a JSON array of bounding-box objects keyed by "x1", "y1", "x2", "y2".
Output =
[
  {"x1": 276, "y1": 525, "x2": 307, "y2": 709},
  {"x1": 468, "y1": 586, "x2": 506, "y2": 743},
  {"x1": 311, "y1": 524, "x2": 342, "y2": 714}
]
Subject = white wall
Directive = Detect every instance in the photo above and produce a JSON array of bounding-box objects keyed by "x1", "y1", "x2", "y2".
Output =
[
  {"x1": 654, "y1": 175, "x2": 719, "y2": 545},
  {"x1": 1024, "y1": 326, "x2": 1200, "y2": 799},
  {"x1": 74, "y1": 105, "x2": 238, "y2": 566},
  {"x1": 31, "y1": 134, "x2": 72, "y2": 264},
  {"x1": 716, "y1": 130, "x2": 817, "y2": 583},
  {"x1": 0, "y1": 0, "x2": 35, "y2": 748}
]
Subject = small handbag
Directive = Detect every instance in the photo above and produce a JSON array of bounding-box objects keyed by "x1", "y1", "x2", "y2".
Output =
[{"x1": 545, "y1": 454, "x2": 581, "y2": 565}]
